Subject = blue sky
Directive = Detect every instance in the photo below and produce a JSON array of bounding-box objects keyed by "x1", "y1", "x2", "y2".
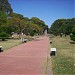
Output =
[{"x1": 8, "y1": 0, "x2": 74, "y2": 27}]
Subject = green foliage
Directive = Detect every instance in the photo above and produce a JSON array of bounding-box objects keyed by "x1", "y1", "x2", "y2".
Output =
[
  {"x1": 0, "y1": 11, "x2": 7, "y2": 25},
  {"x1": 0, "y1": 32, "x2": 8, "y2": 37},
  {"x1": 70, "y1": 35, "x2": 75, "y2": 41},
  {"x1": 30, "y1": 17, "x2": 46, "y2": 34},
  {"x1": 30, "y1": 17, "x2": 45, "y2": 27},
  {"x1": 50, "y1": 18, "x2": 75, "y2": 35},
  {"x1": 0, "y1": 11, "x2": 7, "y2": 19},
  {"x1": 0, "y1": 0, "x2": 13, "y2": 14},
  {"x1": 70, "y1": 25, "x2": 75, "y2": 41},
  {"x1": 30, "y1": 31, "x2": 35, "y2": 36},
  {"x1": 0, "y1": 1, "x2": 47, "y2": 36},
  {"x1": 72, "y1": 26, "x2": 75, "y2": 35},
  {"x1": 0, "y1": 32, "x2": 9, "y2": 41}
]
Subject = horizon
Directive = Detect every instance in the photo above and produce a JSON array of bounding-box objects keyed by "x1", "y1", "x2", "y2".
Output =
[{"x1": 9, "y1": 0, "x2": 74, "y2": 27}]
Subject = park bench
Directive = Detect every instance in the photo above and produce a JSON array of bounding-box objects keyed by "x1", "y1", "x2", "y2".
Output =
[
  {"x1": 24, "y1": 39, "x2": 27, "y2": 43},
  {"x1": 0, "y1": 46, "x2": 3, "y2": 52},
  {"x1": 50, "y1": 48, "x2": 56, "y2": 56},
  {"x1": 21, "y1": 38, "x2": 28, "y2": 43}
]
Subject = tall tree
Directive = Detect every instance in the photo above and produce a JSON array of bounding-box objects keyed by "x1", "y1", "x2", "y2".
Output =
[
  {"x1": 50, "y1": 18, "x2": 75, "y2": 35},
  {"x1": 70, "y1": 24, "x2": 75, "y2": 41},
  {"x1": 0, "y1": 0, "x2": 13, "y2": 14},
  {"x1": 30, "y1": 17, "x2": 46, "y2": 26}
]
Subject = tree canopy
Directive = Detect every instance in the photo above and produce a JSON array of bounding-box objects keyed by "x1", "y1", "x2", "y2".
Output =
[
  {"x1": 50, "y1": 18, "x2": 75, "y2": 35},
  {"x1": 0, "y1": 0, "x2": 13, "y2": 14},
  {"x1": 0, "y1": 0, "x2": 48, "y2": 37}
]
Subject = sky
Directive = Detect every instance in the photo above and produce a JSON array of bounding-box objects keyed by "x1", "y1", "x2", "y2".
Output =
[{"x1": 8, "y1": 0, "x2": 74, "y2": 27}]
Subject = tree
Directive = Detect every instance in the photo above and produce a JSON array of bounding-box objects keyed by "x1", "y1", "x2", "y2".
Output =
[
  {"x1": 70, "y1": 24, "x2": 75, "y2": 41},
  {"x1": 0, "y1": 32, "x2": 9, "y2": 41},
  {"x1": 0, "y1": 0, "x2": 13, "y2": 14},
  {"x1": 0, "y1": 0, "x2": 13, "y2": 35},
  {"x1": 0, "y1": 11, "x2": 7, "y2": 25},
  {"x1": 50, "y1": 18, "x2": 75, "y2": 35},
  {"x1": 0, "y1": 0, "x2": 47, "y2": 37},
  {"x1": 11, "y1": 13, "x2": 24, "y2": 34},
  {"x1": 30, "y1": 17, "x2": 46, "y2": 34}
]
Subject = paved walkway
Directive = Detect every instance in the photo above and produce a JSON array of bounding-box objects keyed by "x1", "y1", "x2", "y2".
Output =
[{"x1": 0, "y1": 36, "x2": 49, "y2": 75}]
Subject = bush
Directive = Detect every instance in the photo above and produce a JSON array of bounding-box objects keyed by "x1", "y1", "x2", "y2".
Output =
[
  {"x1": 30, "y1": 31, "x2": 34, "y2": 36},
  {"x1": 70, "y1": 27, "x2": 75, "y2": 41},
  {"x1": 0, "y1": 32, "x2": 9, "y2": 41},
  {"x1": 70, "y1": 34, "x2": 75, "y2": 41}
]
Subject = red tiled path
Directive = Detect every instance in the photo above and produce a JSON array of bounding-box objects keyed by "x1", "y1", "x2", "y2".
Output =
[{"x1": 0, "y1": 36, "x2": 49, "y2": 75}]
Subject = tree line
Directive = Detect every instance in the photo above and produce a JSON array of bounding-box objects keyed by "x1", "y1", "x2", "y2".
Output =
[
  {"x1": 50, "y1": 18, "x2": 75, "y2": 41},
  {"x1": 0, "y1": 0, "x2": 48, "y2": 39},
  {"x1": 50, "y1": 18, "x2": 75, "y2": 35}
]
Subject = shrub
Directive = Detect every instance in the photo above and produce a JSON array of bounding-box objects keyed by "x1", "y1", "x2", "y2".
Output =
[
  {"x1": 0, "y1": 32, "x2": 9, "y2": 41},
  {"x1": 70, "y1": 34, "x2": 75, "y2": 41},
  {"x1": 30, "y1": 31, "x2": 34, "y2": 36},
  {"x1": 70, "y1": 27, "x2": 75, "y2": 41}
]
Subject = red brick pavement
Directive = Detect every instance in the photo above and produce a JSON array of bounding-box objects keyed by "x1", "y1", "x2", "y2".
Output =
[{"x1": 0, "y1": 36, "x2": 49, "y2": 75}]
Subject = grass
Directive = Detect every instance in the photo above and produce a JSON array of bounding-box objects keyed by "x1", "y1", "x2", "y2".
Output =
[
  {"x1": 0, "y1": 34, "x2": 36, "y2": 51},
  {"x1": 50, "y1": 35, "x2": 75, "y2": 75},
  {"x1": 0, "y1": 39, "x2": 21, "y2": 51}
]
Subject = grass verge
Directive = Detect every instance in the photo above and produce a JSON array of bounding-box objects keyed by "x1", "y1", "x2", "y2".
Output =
[
  {"x1": 50, "y1": 36, "x2": 75, "y2": 75},
  {"x1": 0, "y1": 39, "x2": 21, "y2": 51},
  {"x1": 0, "y1": 35, "x2": 36, "y2": 51}
]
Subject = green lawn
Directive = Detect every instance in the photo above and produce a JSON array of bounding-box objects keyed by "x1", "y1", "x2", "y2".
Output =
[
  {"x1": 0, "y1": 35, "x2": 35, "y2": 51},
  {"x1": 50, "y1": 36, "x2": 75, "y2": 75},
  {"x1": 0, "y1": 39, "x2": 21, "y2": 51}
]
